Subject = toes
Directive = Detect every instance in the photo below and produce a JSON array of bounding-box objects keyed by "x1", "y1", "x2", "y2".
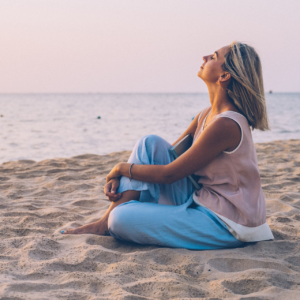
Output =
[{"x1": 62, "y1": 228, "x2": 76, "y2": 234}]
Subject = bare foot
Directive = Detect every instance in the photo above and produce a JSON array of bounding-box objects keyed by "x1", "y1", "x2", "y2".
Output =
[{"x1": 62, "y1": 219, "x2": 109, "y2": 236}]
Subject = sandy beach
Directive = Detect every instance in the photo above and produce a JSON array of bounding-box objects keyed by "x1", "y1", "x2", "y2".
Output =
[{"x1": 0, "y1": 139, "x2": 299, "y2": 300}]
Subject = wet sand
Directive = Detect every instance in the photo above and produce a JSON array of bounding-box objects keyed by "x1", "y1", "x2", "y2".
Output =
[{"x1": 0, "y1": 139, "x2": 300, "y2": 299}]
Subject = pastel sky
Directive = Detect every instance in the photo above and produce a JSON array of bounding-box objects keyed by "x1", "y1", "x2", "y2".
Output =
[{"x1": 0, "y1": 0, "x2": 299, "y2": 93}]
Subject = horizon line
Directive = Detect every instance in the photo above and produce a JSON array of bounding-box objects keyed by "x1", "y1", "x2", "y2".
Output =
[{"x1": 0, "y1": 91, "x2": 299, "y2": 95}]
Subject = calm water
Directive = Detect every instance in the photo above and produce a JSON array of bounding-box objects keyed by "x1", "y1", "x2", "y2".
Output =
[{"x1": 0, "y1": 93, "x2": 299, "y2": 164}]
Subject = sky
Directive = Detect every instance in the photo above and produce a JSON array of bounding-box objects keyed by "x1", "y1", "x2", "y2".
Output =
[{"x1": 0, "y1": 0, "x2": 299, "y2": 93}]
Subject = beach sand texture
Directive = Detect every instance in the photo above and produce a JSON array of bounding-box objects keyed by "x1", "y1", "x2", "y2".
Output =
[{"x1": 0, "y1": 140, "x2": 300, "y2": 300}]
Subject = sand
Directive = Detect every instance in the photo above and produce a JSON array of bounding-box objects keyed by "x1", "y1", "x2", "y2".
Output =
[{"x1": 0, "y1": 139, "x2": 300, "y2": 300}]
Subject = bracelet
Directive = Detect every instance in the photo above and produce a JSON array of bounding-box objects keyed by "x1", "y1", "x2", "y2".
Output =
[{"x1": 129, "y1": 163, "x2": 134, "y2": 181}]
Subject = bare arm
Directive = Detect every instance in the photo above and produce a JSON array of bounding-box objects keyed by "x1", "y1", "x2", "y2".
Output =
[{"x1": 107, "y1": 117, "x2": 241, "y2": 184}]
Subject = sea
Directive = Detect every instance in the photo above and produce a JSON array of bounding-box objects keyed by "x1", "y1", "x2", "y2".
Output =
[{"x1": 0, "y1": 93, "x2": 299, "y2": 164}]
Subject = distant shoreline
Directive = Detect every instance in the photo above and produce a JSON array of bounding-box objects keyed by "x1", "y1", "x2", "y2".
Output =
[{"x1": 1, "y1": 138, "x2": 299, "y2": 166}]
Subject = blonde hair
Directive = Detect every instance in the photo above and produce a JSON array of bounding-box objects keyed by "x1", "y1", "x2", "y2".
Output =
[{"x1": 222, "y1": 41, "x2": 269, "y2": 131}]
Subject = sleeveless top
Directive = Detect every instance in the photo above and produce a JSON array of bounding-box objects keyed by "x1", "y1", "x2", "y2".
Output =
[{"x1": 192, "y1": 107, "x2": 274, "y2": 242}]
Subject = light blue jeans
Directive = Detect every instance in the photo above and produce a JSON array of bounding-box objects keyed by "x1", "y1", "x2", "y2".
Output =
[{"x1": 108, "y1": 135, "x2": 245, "y2": 250}]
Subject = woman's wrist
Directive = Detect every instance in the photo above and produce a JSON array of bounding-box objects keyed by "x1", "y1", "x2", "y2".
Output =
[{"x1": 119, "y1": 162, "x2": 130, "y2": 178}]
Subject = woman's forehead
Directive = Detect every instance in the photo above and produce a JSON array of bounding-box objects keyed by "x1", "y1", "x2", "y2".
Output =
[{"x1": 215, "y1": 45, "x2": 230, "y2": 57}]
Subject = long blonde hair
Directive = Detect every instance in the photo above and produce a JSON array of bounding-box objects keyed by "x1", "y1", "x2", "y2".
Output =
[{"x1": 222, "y1": 41, "x2": 269, "y2": 131}]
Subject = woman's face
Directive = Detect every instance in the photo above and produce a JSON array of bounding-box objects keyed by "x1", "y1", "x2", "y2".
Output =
[{"x1": 197, "y1": 45, "x2": 230, "y2": 84}]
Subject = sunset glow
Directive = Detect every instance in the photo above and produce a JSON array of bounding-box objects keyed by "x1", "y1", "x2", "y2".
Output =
[{"x1": 0, "y1": 0, "x2": 299, "y2": 93}]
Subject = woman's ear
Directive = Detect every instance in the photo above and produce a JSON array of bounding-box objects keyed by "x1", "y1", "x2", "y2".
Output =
[{"x1": 217, "y1": 72, "x2": 231, "y2": 87}]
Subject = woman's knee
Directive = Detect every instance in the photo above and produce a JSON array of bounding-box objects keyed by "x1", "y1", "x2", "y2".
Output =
[
  {"x1": 137, "y1": 135, "x2": 171, "y2": 160},
  {"x1": 137, "y1": 134, "x2": 166, "y2": 149}
]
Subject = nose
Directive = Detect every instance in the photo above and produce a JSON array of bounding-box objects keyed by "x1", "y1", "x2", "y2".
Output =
[{"x1": 202, "y1": 55, "x2": 208, "y2": 63}]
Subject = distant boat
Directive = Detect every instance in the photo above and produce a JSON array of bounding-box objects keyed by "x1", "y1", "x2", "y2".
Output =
[{"x1": 269, "y1": 90, "x2": 273, "y2": 94}]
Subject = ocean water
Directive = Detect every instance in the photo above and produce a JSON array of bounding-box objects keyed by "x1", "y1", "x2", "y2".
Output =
[{"x1": 0, "y1": 93, "x2": 299, "y2": 164}]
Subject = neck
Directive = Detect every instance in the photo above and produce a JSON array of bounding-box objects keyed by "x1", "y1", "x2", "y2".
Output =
[{"x1": 206, "y1": 83, "x2": 234, "y2": 114}]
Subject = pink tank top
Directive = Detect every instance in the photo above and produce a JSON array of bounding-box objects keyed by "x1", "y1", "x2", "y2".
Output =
[{"x1": 193, "y1": 107, "x2": 266, "y2": 227}]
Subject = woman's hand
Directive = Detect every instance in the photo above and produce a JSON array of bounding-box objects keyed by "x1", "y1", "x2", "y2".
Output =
[
  {"x1": 106, "y1": 163, "x2": 124, "y2": 183},
  {"x1": 104, "y1": 178, "x2": 122, "y2": 202}
]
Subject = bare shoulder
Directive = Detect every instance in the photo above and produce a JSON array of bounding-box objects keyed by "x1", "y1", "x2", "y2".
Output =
[
  {"x1": 196, "y1": 116, "x2": 241, "y2": 152},
  {"x1": 215, "y1": 116, "x2": 241, "y2": 133},
  {"x1": 209, "y1": 117, "x2": 241, "y2": 140}
]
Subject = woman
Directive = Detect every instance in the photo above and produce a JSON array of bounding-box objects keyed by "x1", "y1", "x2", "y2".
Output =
[{"x1": 63, "y1": 41, "x2": 274, "y2": 250}]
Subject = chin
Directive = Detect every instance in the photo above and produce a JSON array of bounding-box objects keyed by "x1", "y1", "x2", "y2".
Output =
[{"x1": 197, "y1": 70, "x2": 202, "y2": 78}]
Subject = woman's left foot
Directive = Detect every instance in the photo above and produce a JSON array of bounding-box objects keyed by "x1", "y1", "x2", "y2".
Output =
[{"x1": 62, "y1": 219, "x2": 110, "y2": 235}]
